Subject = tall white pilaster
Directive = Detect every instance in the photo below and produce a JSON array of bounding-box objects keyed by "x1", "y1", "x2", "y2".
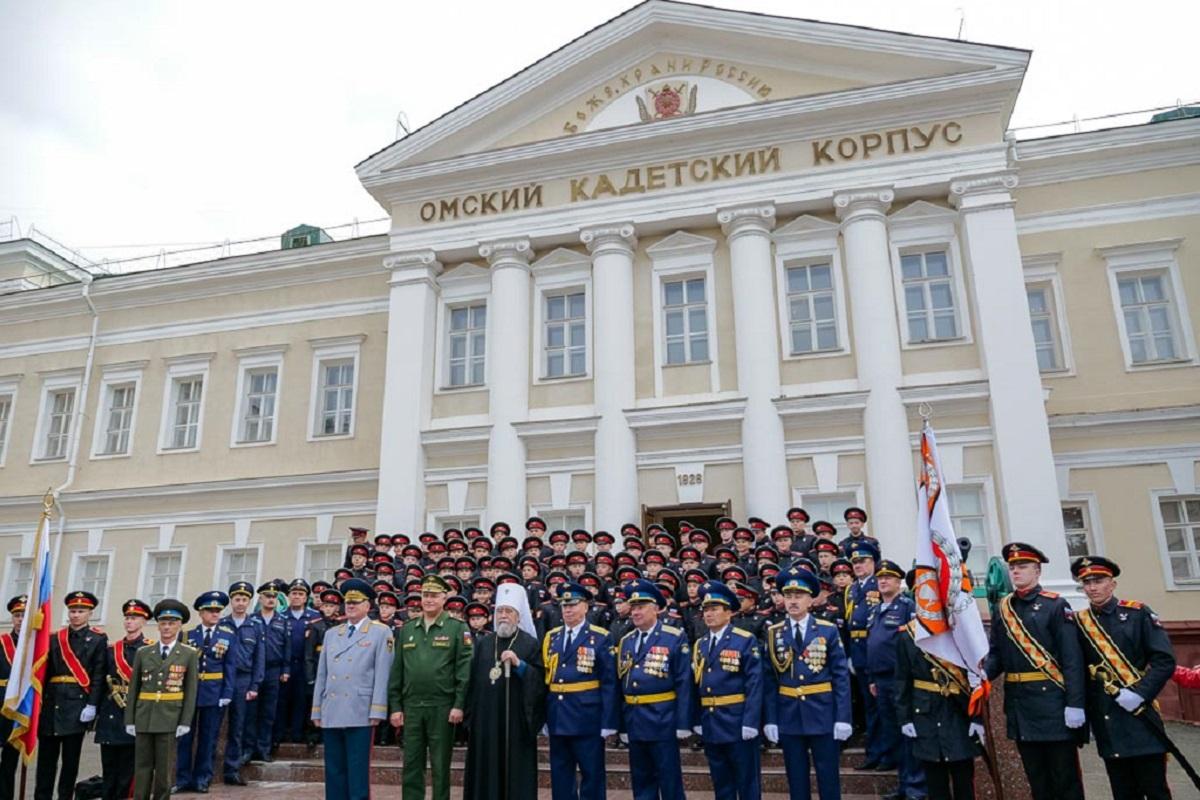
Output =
[
  {"x1": 479, "y1": 238, "x2": 533, "y2": 530},
  {"x1": 835, "y1": 188, "x2": 917, "y2": 562},
  {"x1": 581, "y1": 223, "x2": 640, "y2": 532},
  {"x1": 377, "y1": 250, "x2": 442, "y2": 534},
  {"x1": 718, "y1": 204, "x2": 790, "y2": 520},
  {"x1": 951, "y1": 172, "x2": 1076, "y2": 598}
]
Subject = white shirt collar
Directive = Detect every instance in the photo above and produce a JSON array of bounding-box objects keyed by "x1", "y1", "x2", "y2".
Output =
[
  {"x1": 565, "y1": 621, "x2": 586, "y2": 639},
  {"x1": 789, "y1": 615, "x2": 810, "y2": 637},
  {"x1": 710, "y1": 625, "x2": 729, "y2": 642},
  {"x1": 160, "y1": 639, "x2": 178, "y2": 656}
]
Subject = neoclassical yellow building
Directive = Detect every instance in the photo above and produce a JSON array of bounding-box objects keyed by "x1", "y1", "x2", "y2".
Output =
[{"x1": 1, "y1": 0, "x2": 1197, "y2": 710}]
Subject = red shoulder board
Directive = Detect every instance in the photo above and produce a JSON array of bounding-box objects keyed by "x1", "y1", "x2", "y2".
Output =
[
  {"x1": 1039, "y1": 591, "x2": 1059, "y2": 599},
  {"x1": 90, "y1": 626, "x2": 106, "y2": 634},
  {"x1": 1119, "y1": 600, "x2": 1143, "y2": 609}
]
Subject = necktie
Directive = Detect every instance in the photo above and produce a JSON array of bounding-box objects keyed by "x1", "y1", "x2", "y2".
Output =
[
  {"x1": 203, "y1": 628, "x2": 212, "y2": 649},
  {"x1": 637, "y1": 631, "x2": 647, "y2": 655},
  {"x1": 564, "y1": 628, "x2": 574, "y2": 655},
  {"x1": 161, "y1": 646, "x2": 169, "y2": 659},
  {"x1": 348, "y1": 624, "x2": 356, "y2": 638},
  {"x1": 707, "y1": 634, "x2": 718, "y2": 660}
]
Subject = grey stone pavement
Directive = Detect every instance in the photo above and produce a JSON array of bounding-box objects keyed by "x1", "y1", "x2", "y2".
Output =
[{"x1": 30, "y1": 721, "x2": 1200, "y2": 799}]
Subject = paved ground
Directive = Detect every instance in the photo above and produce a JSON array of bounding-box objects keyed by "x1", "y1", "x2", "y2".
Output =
[{"x1": 35, "y1": 721, "x2": 1200, "y2": 799}]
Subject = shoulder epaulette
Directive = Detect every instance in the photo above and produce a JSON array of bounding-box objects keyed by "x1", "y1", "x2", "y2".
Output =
[
  {"x1": 547, "y1": 626, "x2": 563, "y2": 637},
  {"x1": 588, "y1": 624, "x2": 609, "y2": 635},
  {"x1": 767, "y1": 621, "x2": 785, "y2": 631},
  {"x1": 1118, "y1": 599, "x2": 1144, "y2": 609},
  {"x1": 90, "y1": 626, "x2": 105, "y2": 634},
  {"x1": 661, "y1": 624, "x2": 682, "y2": 635},
  {"x1": 1039, "y1": 590, "x2": 1060, "y2": 599},
  {"x1": 815, "y1": 618, "x2": 836, "y2": 628},
  {"x1": 143, "y1": 638, "x2": 157, "y2": 646},
  {"x1": 178, "y1": 642, "x2": 197, "y2": 652},
  {"x1": 731, "y1": 627, "x2": 752, "y2": 638},
  {"x1": 619, "y1": 629, "x2": 637, "y2": 643}
]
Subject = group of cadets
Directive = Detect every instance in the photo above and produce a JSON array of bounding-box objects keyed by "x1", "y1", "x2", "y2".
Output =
[{"x1": 0, "y1": 505, "x2": 1182, "y2": 800}]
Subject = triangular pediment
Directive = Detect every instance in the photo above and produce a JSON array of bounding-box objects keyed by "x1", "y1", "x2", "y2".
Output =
[
  {"x1": 646, "y1": 230, "x2": 718, "y2": 258},
  {"x1": 772, "y1": 214, "x2": 840, "y2": 243},
  {"x1": 357, "y1": 0, "x2": 1028, "y2": 182}
]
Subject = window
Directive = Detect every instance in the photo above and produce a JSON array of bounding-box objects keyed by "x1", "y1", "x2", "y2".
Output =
[
  {"x1": 447, "y1": 303, "x2": 486, "y2": 387},
  {"x1": 662, "y1": 277, "x2": 708, "y2": 364},
  {"x1": 304, "y1": 544, "x2": 343, "y2": 584},
  {"x1": 800, "y1": 492, "x2": 858, "y2": 538},
  {"x1": 42, "y1": 389, "x2": 75, "y2": 460},
  {"x1": 1160, "y1": 496, "x2": 1200, "y2": 585},
  {"x1": 100, "y1": 384, "x2": 136, "y2": 455},
  {"x1": 0, "y1": 393, "x2": 11, "y2": 465},
  {"x1": 538, "y1": 510, "x2": 586, "y2": 535},
  {"x1": 241, "y1": 368, "x2": 278, "y2": 443},
  {"x1": 1061, "y1": 504, "x2": 1094, "y2": 559},
  {"x1": 142, "y1": 551, "x2": 182, "y2": 606},
  {"x1": 901, "y1": 250, "x2": 959, "y2": 342},
  {"x1": 317, "y1": 360, "x2": 354, "y2": 436},
  {"x1": 947, "y1": 486, "x2": 989, "y2": 577},
  {"x1": 1117, "y1": 273, "x2": 1180, "y2": 364},
  {"x1": 1026, "y1": 283, "x2": 1064, "y2": 371},
  {"x1": 219, "y1": 548, "x2": 259, "y2": 587},
  {"x1": 6, "y1": 558, "x2": 33, "y2": 600},
  {"x1": 786, "y1": 263, "x2": 839, "y2": 354},
  {"x1": 168, "y1": 377, "x2": 203, "y2": 450},
  {"x1": 438, "y1": 516, "x2": 480, "y2": 535},
  {"x1": 543, "y1": 292, "x2": 586, "y2": 378},
  {"x1": 76, "y1": 555, "x2": 110, "y2": 617}
]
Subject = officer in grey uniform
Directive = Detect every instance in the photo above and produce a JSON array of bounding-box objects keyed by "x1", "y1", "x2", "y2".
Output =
[{"x1": 311, "y1": 578, "x2": 394, "y2": 800}]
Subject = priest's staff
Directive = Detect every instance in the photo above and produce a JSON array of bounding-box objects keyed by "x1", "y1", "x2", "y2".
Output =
[{"x1": 503, "y1": 658, "x2": 512, "y2": 800}]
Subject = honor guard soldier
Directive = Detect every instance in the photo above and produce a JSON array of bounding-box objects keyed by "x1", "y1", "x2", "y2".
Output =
[
  {"x1": 865, "y1": 560, "x2": 925, "y2": 799},
  {"x1": 984, "y1": 543, "x2": 1086, "y2": 800},
  {"x1": 311, "y1": 579, "x2": 394, "y2": 800},
  {"x1": 176, "y1": 591, "x2": 236, "y2": 794},
  {"x1": 844, "y1": 540, "x2": 883, "y2": 768},
  {"x1": 691, "y1": 582, "x2": 764, "y2": 800},
  {"x1": 124, "y1": 599, "x2": 198, "y2": 800},
  {"x1": 542, "y1": 581, "x2": 618, "y2": 800},
  {"x1": 616, "y1": 579, "x2": 692, "y2": 800},
  {"x1": 387, "y1": 574, "x2": 473, "y2": 800},
  {"x1": 36, "y1": 590, "x2": 107, "y2": 800},
  {"x1": 97, "y1": 599, "x2": 154, "y2": 800},
  {"x1": 895, "y1": 571, "x2": 984, "y2": 800},
  {"x1": 221, "y1": 581, "x2": 264, "y2": 786},
  {"x1": 279, "y1": 579, "x2": 321, "y2": 747},
  {"x1": 0, "y1": 596, "x2": 26, "y2": 800},
  {"x1": 764, "y1": 568, "x2": 852, "y2": 800},
  {"x1": 247, "y1": 579, "x2": 291, "y2": 762},
  {"x1": 1071, "y1": 555, "x2": 1177, "y2": 800}
]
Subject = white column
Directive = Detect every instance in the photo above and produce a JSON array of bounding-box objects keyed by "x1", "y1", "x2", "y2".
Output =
[
  {"x1": 951, "y1": 172, "x2": 1077, "y2": 597},
  {"x1": 377, "y1": 250, "x2": 442, "y2": 534},
  {"x1": 718, "y1": 204, "x2": 790, "y2": 520},
  {"x1": 835, "y1": 187, "x2": 917, "y2": 563},
  {"x1": 479, "y1": 238, "x2": 533, "y2": 530},
  {"x1": 581, "y1": 223, "x2": 640, "y2": 532}
]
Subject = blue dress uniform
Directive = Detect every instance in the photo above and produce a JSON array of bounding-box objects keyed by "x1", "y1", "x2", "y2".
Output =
[
  {"x1": 616, "y1": 579, "x2": 692, "y2": 800},
  {"x1": 277, "y1": 581, "x2": 321, "y2": 745},
  {"x1": 176, "y1": 591, "x2": 237, "y2": 793},
  {"x1": 690, "y1": 582, "x2": 763, "y2": 800},
  {"x1": 764, "y1": 568, "x2": 852, "y2": 800},
  {"x1": 864, "y1": 561, "x2": 925, "y2": 799},
  {"x1": 221, "y1": 583, "x2": 265, "y2": 784},
  {"x1": 542, "y1": 582, "x2": 619, "y2": 800},
  {"x1": 247, "y1": 580, "x2": 292, "y2": 760},
  {"x1": 844, "y1": 541, "x2": 883, "y2": 767}
]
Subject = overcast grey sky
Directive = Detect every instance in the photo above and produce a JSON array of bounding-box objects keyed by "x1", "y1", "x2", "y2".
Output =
[{"x1": 1, "y1": 0, "x2": 1195, "y2": 266}]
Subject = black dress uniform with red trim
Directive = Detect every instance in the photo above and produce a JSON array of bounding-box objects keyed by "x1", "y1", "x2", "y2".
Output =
[
  {"x1": 0, "y1": 595, "x2": 26, "y2": 800},
  {"x1": 95, "y1": 599, "x2": 154, "y2": 800},
  {"x1": 1071, "y1": 555, "x2": 1176, "y2": 800}
]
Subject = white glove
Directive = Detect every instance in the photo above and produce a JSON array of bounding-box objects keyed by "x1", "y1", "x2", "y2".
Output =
[
  {"x1": 692, "y1": 725, "x2": 703, "y2": 735},
  {"x1": 1064, "y1": 706, "x2": 1085, "y2": 729},
  {"x1": 175, "y1": 725, "x2": 190, "y2": 738},
  {"x1": 675, "y1": 729, "x2": 691, "y2": 740},
  {"x1": 619, "y1": 733, "x2": 628, "y2": 744},
  {"x1": 1116, "y1": 688, "x2": 1144, "y2": 712},
  {"x1": 833, "y1": 722, "x2": 853, "y2": 741},
  {"x1": 848, "y1": 662, "x2": 856, "y2": 676},
  {"x1": 125, "y1": 724, "x2": 136, "y2": 737},
  {"x1": 540, "y1": 725, "x2": 549, "y2": 736},
  {"x1": 968, "y1": 722, "x2": 986, "y2": 744},
  {"x1": 218, "y1": 698, "x2": 231, "y2": 708},
  {"x1": 599, "y1": 728, "x2": 616, "y2": 738},
  {"x1": 79, "y1": 705, "x2": 96, "y2": 723},
  {"x1": 763, "y1": 724, "x2": 779, "y2": 744},
  {"x1": 900, "y1": 723, "x2": 917, "y2": 738},
  {"x1": 740, "y1": 726, "x2": 757, "y2": 741}
]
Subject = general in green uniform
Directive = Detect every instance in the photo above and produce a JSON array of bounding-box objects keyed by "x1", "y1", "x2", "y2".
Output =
[
  {"x1": 387, "y1": 574, "x2": 472, "y2": 800},
  {"x1": 124, "y1": 599, "x2": 198, "y2": 800}
]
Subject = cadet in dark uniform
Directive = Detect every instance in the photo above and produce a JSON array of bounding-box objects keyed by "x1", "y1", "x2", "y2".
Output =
[
  {"x1": 36, "y1": 590, "x2": 107, "y2": 800},
  {"x1": 763, "y1": 568, "x2": 853, "y2": 800},
  {"x1": 844, "y1": 540, "x2": 882, "y2": 768},
  {"x1": 542, "y1": 581, "x2": 618, "y2": 800},
  {"x1": 176, "y1": 591, "x2": 236, "y2": 794},
  {"x1": 278, "y1": 579, "x2": 321, "y2": 747},
  {"x1": 837, "y1": 507, "x2": 879, "y2": 557},
  {"x1": 984, "y1": 543, "x2": 1086, "y2": 800},
  {"x1": 615, "y1": 579, "x2": 692, "y2": 800},
  {"x1": 221, "y1": 581, "x2": 264, "y2": 786},
  {"x1": 0, "y1": 596, "x2": 24, "y2": 800},
  {"x1": 96, "y1": 599, "x2": 154, "y2": 800},
  {"x1": 865, "y1": 560, "x2": 925, "y2": 799},
  {"x1": 124, "y1": 599, "x2": 199, "y2": 800},
  {"x1": 690, "y1": 582, "x2": 763, "y2": 800},
  {"x1": 247, "y1": 579, "x2": 291, "y2": 762},
  {"x1": 304, "y1": 588, "x2": 343, "y2": 752},
  {"x1": 1071, "y1": 555, "x2": 1176, "y2": 800}
]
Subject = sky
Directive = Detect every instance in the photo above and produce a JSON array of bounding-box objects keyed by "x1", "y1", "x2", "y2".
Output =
[{"x1": 1, "y1": 0, "x2": 1196, "y2": 269}]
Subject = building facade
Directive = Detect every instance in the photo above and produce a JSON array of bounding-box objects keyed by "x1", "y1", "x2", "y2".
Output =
[{"x1": 1, "y1": 2, "x2": 1197, "y2": 707}]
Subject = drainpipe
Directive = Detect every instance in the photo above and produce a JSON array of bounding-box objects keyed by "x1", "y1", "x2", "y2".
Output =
[{"x1": 51, "y1": 274, "x2": 98, "y2": 575}]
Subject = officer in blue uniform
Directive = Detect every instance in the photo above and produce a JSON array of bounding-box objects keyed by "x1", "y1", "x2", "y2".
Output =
[
  {"x1": 277, "y1": 579, "x2": 321, "y2": 746},
  {"x1": 221, "y1": 581, "x2": 264, "y2": 786},
  {"x1": 247, "y1": 579, "x2": 291, "y2": 762},
  {"x1": 844, "y1": 540, "x2": 883, "y2": 769},
  {"x1": 690, "y1": 581, "x2": 763, "y2": 800},
  {"x1": 616, "y1": 579, "x2": 692, "y2": 800},
  {"x1": 865, "y1": 560, "x2": 925, "y2": 800},
  {"x1": 542, "y1": 581, "x2": 619, "y2": 800},
  {"x1": 764, "y1": 567, "x2": 852, "y2": 800},
  {"x1": 175, "y1": 591, "x2": 237, "y2": 794}
]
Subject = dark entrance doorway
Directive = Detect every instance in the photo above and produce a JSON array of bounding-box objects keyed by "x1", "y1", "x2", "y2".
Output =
[{"x1": 641, "y1": 501, "x2": 732, "y2": 551}]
